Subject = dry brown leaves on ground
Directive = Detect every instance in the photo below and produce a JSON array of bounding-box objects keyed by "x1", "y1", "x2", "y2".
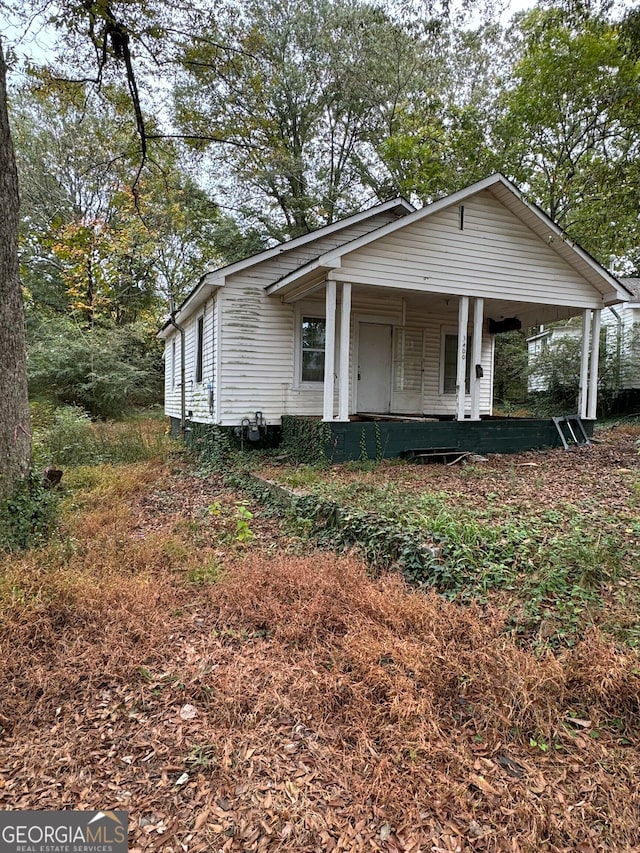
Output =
[
  {"x1": 260, "y1": 425, "x2": 640, "y2": 522},
  {"x1": 1, "y1": 454, "x2": 640, "y2": 852}
]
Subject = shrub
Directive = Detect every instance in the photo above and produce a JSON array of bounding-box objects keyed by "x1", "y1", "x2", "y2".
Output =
[
  {"x1": 0, "y1": 472, "x2": 58, "y2": 552},
  {"x1": 27, "y1": 317, "x2": 163, "y2": 418},
  {"x1": 32, "y1": 406, "x2": 170, "y2": 467}
]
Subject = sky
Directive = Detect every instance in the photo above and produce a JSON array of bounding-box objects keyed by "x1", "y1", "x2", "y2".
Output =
[{"x1": 3, "y1": 0, "x2": 537, "y2": 67}]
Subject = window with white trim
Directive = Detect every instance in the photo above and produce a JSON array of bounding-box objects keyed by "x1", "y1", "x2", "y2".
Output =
[
  {"x1": 300, "y1": 316, "x2": 326, "y2": 382},
  {"x1": 195, "y1": 315, "x2": 204, "y2": 383},
  {"x1": 442, "y1": 332, "x2": 471, "y2": 394}
]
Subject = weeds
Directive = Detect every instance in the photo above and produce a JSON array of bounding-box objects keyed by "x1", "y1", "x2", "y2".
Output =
[
  {"x1": 32, "y1": 406, "x2": 171, "y2": 468},
  {"x1": 257, "y1": 431, "x2": 640, "y2": 648},
  {"x1": 2, "y1": 446, "x2": 640, "y2": 851}
]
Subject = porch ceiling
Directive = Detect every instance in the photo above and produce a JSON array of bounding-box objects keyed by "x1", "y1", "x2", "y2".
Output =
[{"x1": 272, "y1": 277, "x2": 587, "y2": 328}]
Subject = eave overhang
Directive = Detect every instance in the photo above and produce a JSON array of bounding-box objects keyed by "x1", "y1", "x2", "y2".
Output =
[
  {"x1": 265, "y1": 174, "x2": 633, "y2": 307},
  {"x1": 156, "y1": 274, "x2": 224, "y2": 339}
]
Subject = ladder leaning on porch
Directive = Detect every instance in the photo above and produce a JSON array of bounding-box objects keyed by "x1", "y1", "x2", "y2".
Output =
[{"x1": 552, "y1": 415, "x2": 591, "y2": 450}]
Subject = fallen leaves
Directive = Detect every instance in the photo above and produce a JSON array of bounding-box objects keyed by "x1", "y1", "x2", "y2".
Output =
[{"x1": 1, "y1": 436, "x2": 640, "y2": 851}]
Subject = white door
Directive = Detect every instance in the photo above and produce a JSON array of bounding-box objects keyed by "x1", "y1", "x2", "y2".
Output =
[{"x1": 357, "y1": 323, "x2": 392, "y2": 412}]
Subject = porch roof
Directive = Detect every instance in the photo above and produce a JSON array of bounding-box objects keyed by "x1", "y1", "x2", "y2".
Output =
[{"x1": 266, "y1": 174, "x2": 633, "y2": 307}]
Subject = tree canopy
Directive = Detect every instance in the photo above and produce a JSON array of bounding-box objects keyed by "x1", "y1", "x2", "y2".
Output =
[{"x1": 1, "y1": 0, "x2": 640, "y2": 496}]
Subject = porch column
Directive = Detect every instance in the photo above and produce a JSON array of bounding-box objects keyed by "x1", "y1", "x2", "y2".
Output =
[
  {"x1": 323, "y1": 280, "x2": 337, "y2": 421},
  {"x1": 456, "y1": 295, "x2": 469, "y2": 421},
  {"x1": 470, "y1": 297, "x2": 484, "y2": 421},
  {"x1": 338, "y1": 282, "x2": 352, "y2": 422},
  {"x1": 578, "y1": 309, "x2": 591, "y2": 419},
  {"x1": 587, "y1": 308, "x2": 601, "y2": 420}
]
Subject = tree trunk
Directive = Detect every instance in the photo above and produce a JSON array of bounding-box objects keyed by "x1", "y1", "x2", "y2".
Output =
[{"x1": 0, "y1": 35, "x2": 31, "y2": 500}]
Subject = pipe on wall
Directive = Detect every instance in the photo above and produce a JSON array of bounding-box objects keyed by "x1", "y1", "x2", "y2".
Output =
[{"x1": 168, "y1": 297, "x2": 186, "y2": 435}]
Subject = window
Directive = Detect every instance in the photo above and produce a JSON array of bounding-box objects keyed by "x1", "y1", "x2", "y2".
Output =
[
  {"x1": 301, "y1": 317, "x2": 325, "y2": 382},
  {"x1": 443, "y1": 333, "x2": 471, "y2": 394},
  {"x1": 393, "y1": 326, "x2": 423, "y2": 393},
  {"x1": 195, "y1": 315, "x2": 204, "y2": 383}
]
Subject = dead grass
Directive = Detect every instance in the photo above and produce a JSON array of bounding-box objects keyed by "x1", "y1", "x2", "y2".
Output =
[{"x1": 1, "y1": 453, "x2": 640, "y2": 852}]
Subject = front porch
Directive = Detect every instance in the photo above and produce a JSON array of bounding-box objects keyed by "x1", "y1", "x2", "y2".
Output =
[{"x1": 283, "y1": 414, "x2": 595, "y2": 463}]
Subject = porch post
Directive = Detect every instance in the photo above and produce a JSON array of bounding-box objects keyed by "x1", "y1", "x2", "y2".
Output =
[
  {"x1": 338, "y1": 282, "x2": 351, "y2": 422},
  {"x1": 323, "y1": 280, "x2": 337, "y2": 421},
  {"x1": 456, "y1": 295, "x2": 469, "y2": 421},
  {"x1": 470, "y1": 297, "x2": 484, "y2": 421},
  {"x1": 587, "y1": 308, "x2": 601, "y2": 420},
  {"x1": 578, "y1": 309, "x2": 591, "y2": 419}
]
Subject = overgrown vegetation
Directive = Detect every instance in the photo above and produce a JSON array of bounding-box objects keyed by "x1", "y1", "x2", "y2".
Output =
[
  {"x1": 0, "y1": 410, "x2": 172, "y2": 552},
  {"x1": 27, "y1": 318, "x2": 163, "y2": 419},
  {"x1": 280, "y1": 416, "x2": 333, "y2": 465},
  {"x1": 258, "y1": 426, "x2": 640, "y2": 648},
  {"x1": 529, "y1": 324, "x2": 640, "y2": 418},
  {"x1": 1, "y1": 442, "x2": 639, "y2": 850},
  {"x1": 31, "y1": 404, "x2": 171, "y2": 468},
  {"x1": 0, "y1": 471, "x2": 58, "y2": 551}
]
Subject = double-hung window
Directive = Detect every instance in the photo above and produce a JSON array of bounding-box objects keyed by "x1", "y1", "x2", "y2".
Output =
[
  {"x1": 301, "y1": 317, "x2": 326, "y2": 383},
  {"x1": 442, "y1": 333, "x2": 471, "y2": 394}
]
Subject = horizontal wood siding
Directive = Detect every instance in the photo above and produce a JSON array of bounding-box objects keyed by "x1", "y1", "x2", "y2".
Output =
[
  {"x1": 216, "y1": 286, "x2": 494, "y2": 426},
  {"x1": 163, "y1": 296, "x2": 216, "y2": 421},
  {"x1": 163, "y1": 330, "x2": 181, "y2": 419},
  {"x1": 214, "y1": 212, "x2": 406, "y2": 428},
  {"x1": 602, "y1": 304, "x2": 640, "y2": 389},
  {"x1": 335, "y1": 191, "x2": 603, "y2": 309},
  {"x1": 238, "y1": 210, "x2": 404, "y2": 285}
]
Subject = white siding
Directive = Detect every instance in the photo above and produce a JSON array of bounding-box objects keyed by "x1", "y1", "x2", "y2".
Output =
[
  {"x1": 602, "y1": 304, "x2": 640, "y2": 389},
  {"x1": 213, "y1": 211, "x2": 410, "y2": 427},
  {"x1": 163, "y1": 294, "x2": 217, "y2": 421},
  {"x1": 164, "y1": 209, "x2": 403, "y2": 422},
  {"x1": 334, "y1": 191, "x2": 604, "y2": 310},
  {"x1": 215, "y1": 285, "x2": 494, "y2": 426},
  {"x1": 163, "y1": 328, "x2": 181, "y2": 420}
]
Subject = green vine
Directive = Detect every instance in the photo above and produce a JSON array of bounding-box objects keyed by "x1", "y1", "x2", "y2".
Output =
[
  {"x1": 375, "y1": 423, "x2": 384, "y2": 462},
  {"x1": 359, "y1": 427, "x2": 368, "y2": 462},
  {"x1": 281, "y1": 416, "x2": 333, "y2": 464},
  {"x1": 191, "y1": 423, "x2": 235, "y2": 472}
]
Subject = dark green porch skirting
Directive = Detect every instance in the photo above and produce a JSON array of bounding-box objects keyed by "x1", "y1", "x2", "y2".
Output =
[{"x1": 322, "y1": 417, "x2": 595, "y2": 462}]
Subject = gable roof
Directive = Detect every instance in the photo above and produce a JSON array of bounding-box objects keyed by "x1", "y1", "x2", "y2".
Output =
[
  {"x1": 267, "y1": 174, "x2": 633, "y2": 306},
  {"x1": 157, "y1": 196, "x2": 415, "y2": 336}
]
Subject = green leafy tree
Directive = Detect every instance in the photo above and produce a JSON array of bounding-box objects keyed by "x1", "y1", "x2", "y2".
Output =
[
  {"x1": 13, "y1": 82, "x2": 236, "y2": 321},
  {"x1": 493, "y1": 330, "x2": 529, "y2": 407},
  {"x1": 27, "y1": 315, "x2": 163, "y2": 418},
  {"x1": 378, "y1": 22, "x2": 504, "y2": 202},
  {"x1": 494, "y1": 5, "x2": 640, "y2": 268},
  {"x1": 174, "y1": 0, "x2": 430, "y2": 239}
]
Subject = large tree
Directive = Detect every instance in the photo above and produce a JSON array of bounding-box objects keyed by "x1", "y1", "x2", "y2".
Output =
[
  {"x1": 174, "y1": 0, "x2": 431, "y2": 240},
  {"x1": 494, "y1": 4, "x2": 640, "y2": 269},
  {"x1": 0, "y1": 34, "x2": 30, "y2": 499},
  {"x1": 14, "y1": 82, "x2": 236, "y2": 322}
]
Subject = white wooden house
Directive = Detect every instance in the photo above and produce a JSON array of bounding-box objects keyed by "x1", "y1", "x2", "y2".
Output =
[{"x1": 158, "y1": 174, "x2": 632, "y2": 456}]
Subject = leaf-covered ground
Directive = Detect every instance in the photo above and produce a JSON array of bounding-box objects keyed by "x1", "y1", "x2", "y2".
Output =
[
  {"x1": 1, "y1": 430, "x2": 640, "y2": 852},
  {"x1": 259, "y1": 425, "x2": 640, "y2": 648}
]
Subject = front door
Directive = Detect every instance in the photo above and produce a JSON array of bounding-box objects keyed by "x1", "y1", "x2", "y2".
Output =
[{"x1": 357, "y1": 323, "x2": 392, "y2": 413}]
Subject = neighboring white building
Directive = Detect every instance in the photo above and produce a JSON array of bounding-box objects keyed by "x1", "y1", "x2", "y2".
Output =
[
  {"x1": 601, "y1": 278, "x2": 640, "y2": 391},
  {"x1": 158, "y1": 174, "x2": 632, "y2": 444},
  {"x1": 528, "y1": 278, "x2": 640, "y2": 394}
]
